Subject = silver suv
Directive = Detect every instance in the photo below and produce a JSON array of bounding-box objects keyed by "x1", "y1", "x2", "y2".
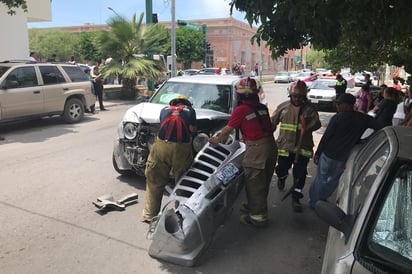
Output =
[{"x1": 0, "y1": 61, "x2": 95, "y2": 124}]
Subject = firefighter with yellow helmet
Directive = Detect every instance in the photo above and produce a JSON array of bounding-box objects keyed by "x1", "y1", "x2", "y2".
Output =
[
  {"x1": 209, "y1": 77, "x2": 276, "y2": 226},
  {"x1": 142, "y1": 95, "x2": 197, "y2": 223},
  {"x1": 271, "y1": 80, "x2": 321, "y2": 212}
]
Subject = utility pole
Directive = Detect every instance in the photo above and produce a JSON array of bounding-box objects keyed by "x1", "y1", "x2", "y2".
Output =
[
  {"x1": 171, "y1": 0, "x2": 176, "y2": 77},
  {"x1": 145, "y1": 0, "x2": 154, "y2": 91}
]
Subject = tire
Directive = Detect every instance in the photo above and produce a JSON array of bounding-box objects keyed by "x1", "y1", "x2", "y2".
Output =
[
  {"x1": 112, "y1": 154, "x2": 135, "y2": 176},
  {"x1": 63, "y1": 98, "x2": 84, "y2": 123}
]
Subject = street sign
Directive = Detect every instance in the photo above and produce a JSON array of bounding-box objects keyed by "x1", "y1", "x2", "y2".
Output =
[
  {"x1": 186, "y1": 23, "x2": 199, "y2": 30},
  {"x1": 294, "y1": 55, "x2": 301, "y2": 63}
]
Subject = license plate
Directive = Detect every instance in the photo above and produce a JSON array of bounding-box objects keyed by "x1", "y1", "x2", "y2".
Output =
[{"x1": 216, "y1": 163, "x2": 240, "y2": 184}]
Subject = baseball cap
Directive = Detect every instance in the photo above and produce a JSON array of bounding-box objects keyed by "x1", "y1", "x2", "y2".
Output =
[{"x1": 336, "y1": 93, "x2": 356, "y2": 105}]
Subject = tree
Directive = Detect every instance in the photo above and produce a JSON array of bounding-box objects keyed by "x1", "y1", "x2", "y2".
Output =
[
  {"x1": 29, "y1": 29, "x2": 80, "y2": 61},
  {"x1": 77, "y1": 32, "x2": 103, "y2": 64},
  {"x1": 1, "y1": 0, "x2": 27, "y2": 15},
  {"x1": 175, "y1": 28, "x2": 206, "y2": 69},
  {"x1": 97, "y1": 12, "x2": 169, "y2": 99},
  {"x1": 306, "y1": 50, "x2": 329, "y2": 70},
  {"x1": 230, "y1": 0, "x2": 412, "y2": 72}
]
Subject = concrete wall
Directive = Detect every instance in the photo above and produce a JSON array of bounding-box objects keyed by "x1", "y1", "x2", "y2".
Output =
[{"x1": 0, "y1": 0, "x2": 51, "y2": 61}]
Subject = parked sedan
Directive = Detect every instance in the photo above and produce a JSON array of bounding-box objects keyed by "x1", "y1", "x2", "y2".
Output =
[
  {"x1": 274, "y1": 71, "x2": 291, "y2": 83},
  {"x1": 307, "y1": 79, "x2": 337, "y2": 110},
  {"x1": 315, "y1": 126, "x2": 412, "y2": 274}
]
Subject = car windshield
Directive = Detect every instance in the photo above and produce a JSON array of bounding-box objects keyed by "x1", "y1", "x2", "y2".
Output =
[
  {"x1": 151, "y1": 82, "x2": 232, "y2": 113},
  {"x1": 368, "y1": 162, "x2": 412, "y2": 270},
  {"x1": 277, "y1": 72, "x2": 289, "y2": 76},
  {"x1": 311, "y1": 80, "x2": 335, "y2": 90}
]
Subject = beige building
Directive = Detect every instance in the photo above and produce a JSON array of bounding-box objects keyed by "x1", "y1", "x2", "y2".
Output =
[{"x1": 0, "y1": 0, "x2": 51, "y2": 61}]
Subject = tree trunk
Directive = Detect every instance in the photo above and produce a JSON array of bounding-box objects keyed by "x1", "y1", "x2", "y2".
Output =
[{"x1": 120, "y1": 78, "x2": 137, "y2": 99}]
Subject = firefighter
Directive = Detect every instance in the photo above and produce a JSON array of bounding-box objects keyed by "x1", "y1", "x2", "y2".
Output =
[
  {"x1": 271, "y1": 80, "x2": 321, "y2": 212},
  {"x1": 142, "y1": 95, "x2": 197, "y2": 223},
  {"x1": 209, "y1": 77, "x2": 276, "y2": 226}
]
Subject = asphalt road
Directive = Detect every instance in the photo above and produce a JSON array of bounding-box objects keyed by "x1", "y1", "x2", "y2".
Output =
[{"x1": 0, "y1": 83, "x2": 334, "y2": 274}]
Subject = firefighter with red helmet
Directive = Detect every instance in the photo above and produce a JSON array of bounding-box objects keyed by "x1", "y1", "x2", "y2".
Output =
[
  {"x1": 209, "y1": 77, "x2": 276, "y2": 226},
  {"x1": 142, "y1": 95, "x2": 197, "y2": 223},
  {"x1": 271, "y1": 80, "x2": 321, "y2": 212}
]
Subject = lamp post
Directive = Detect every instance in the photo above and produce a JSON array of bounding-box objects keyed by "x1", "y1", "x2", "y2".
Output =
[{"x1": 107, "y1": 7, "x2": 120, "y2": 17}]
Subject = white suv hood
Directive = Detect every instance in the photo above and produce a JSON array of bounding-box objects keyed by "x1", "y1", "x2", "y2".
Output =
[{"x1": 122, "y1": 102, "x2": 231, "y2": 124}]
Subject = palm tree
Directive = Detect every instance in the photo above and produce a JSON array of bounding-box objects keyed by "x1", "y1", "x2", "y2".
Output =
[{"x1": 98, "y1": 12, "x2": 169, "y2": 99}]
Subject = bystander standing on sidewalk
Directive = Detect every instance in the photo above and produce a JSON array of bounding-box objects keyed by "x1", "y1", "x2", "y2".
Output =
[
  {"x1": 91, "y1": 66, "x2": 107, "y2": 111},
  {"x1": 309, "y1": 94, "x2": 382, "y2": 207}
]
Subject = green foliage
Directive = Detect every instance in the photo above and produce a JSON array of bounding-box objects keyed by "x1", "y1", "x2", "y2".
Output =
[
  {"x1": 97, "y1": 12, "x2": 169, "y2": 98},
  {"x1": 29, "y1": 29, "x2": 80, "y2": 61},
  {"x1": 1, "y1": 0, "x2": 27, "y2": 15},
  {"x1": 230, "y1": 0, "x2": 412, "y2": 73},
  {"x1": 306, "y1": 50, "x2": 329, "y2": 70},
  {"x1": 77, "y1": 32, "x2": 103, "y2": 64},
  {"x1": 175, "y1": 28, "x2": 206, "y2": 68}
]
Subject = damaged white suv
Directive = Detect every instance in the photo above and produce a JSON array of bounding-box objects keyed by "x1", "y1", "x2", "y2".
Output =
[{"x1": 112, "y1": 75, "x2": 266, "y2": 176}]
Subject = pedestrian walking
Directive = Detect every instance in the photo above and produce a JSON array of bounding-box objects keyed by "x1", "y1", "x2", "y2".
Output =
[
  {"x1": 209, "y1": 77, "x2": 276, "y2": 226},
  {"x1": 271, "y1": 80, "x2": 321, "y2": 212},
  {"x1": 142, "y1": 96, "x2": 197, "y2": 223},
  {"x1": 91, "y1": 66, "x2": 106, "y2": 111},
  {"x1": 309, "y1": 93, "x2": 382, "y2": 207}
]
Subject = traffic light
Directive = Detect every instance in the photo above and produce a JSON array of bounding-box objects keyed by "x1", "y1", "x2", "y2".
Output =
[
  {"x1": 177, "y1": 20, "x2": 187, "y2": 26},
  {"x1": 152, "y1": 13, "x2": 158, "y2": 24},
  {"x1": 206, "y1": 42, "x2": 211, "y2": 51}
]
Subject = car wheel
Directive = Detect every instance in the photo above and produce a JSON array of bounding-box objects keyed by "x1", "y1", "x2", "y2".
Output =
[
  {"x1": 112, "y1": 154, "x2": 135, "y2": 176},
  {"x1": 63, "y1": 98, "x2": 84, "y2": 123}
]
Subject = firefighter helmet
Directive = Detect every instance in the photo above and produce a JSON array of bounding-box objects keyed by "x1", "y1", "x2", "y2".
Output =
[
  {"x1": 236, "y1": 77, "x2": 260, "y2": 94},
  {"x1": 169, "y1": 95, "x2": 192, "y2": 107},
  {"x1": 288, "y1": 80, "x2": 308, "y2": 96}
]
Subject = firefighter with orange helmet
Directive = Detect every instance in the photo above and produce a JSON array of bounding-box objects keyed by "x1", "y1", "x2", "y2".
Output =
[
  {"x1": 271, "y1": 80, "x2": 321, "y2": 212},
  {"x1": 142, "y1": 95, "x2": 197, "y2": 223},
  {"x1": 209, "y1": 77, "x2": 276, "y2": 226}
]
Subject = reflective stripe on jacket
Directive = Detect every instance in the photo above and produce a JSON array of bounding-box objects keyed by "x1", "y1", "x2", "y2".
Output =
[{"x1": 271, "y1": 100, "x2": 321, "y2": 158}]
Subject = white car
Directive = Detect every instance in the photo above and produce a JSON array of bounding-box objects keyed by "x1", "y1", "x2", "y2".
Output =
[
  {"x1": 307, "y1": 79, "x2": 337, "y2": 110},
  {"x1": 112, "y1": 75, "x2": 266, "y2": 176},
  {"x1": 274, "y1": 71, "x2": 291, "y2": 83}
]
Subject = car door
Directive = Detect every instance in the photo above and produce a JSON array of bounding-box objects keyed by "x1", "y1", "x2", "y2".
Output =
[
  {"x1": 38, "y1": 65, "x2": 68, "y2": 113},
  {"x1": 0, "y1": 66, "x2": 42, "y2": 120}
]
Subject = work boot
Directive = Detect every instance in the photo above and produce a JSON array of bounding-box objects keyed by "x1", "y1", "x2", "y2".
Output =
[
  {"x1": 292, "y1": 190, "x2": 303, "y2": 213},
  {"x1": 292, "y1": 197, "x2": 303, "y2": 212},
  {"x1": 277, "y1": 176, "x2": 287, "y2": 191}
]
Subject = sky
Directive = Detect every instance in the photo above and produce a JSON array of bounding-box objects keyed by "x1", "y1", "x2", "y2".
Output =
[{"x1": 28, "y1": 0, "x2": 247, "y2": 28}]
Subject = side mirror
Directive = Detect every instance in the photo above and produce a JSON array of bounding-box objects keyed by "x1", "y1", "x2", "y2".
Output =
[{"x1": 314, "y1": 201, "x2": 355, "y2": 243}]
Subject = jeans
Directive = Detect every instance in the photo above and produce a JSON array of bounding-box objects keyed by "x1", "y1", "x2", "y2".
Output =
[{"x1": 309, "y1": 152, "x2": 345, "y2": 208}]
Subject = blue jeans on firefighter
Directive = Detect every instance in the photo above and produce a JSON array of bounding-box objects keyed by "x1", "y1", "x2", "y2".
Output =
[{"x1": 309, "y1": 152, "x2": 345, "y2": 208}]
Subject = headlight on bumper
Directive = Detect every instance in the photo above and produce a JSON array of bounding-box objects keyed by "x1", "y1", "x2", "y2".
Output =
[{"x1": 123, "y1": 122, "x2": 138, "y2": 140}]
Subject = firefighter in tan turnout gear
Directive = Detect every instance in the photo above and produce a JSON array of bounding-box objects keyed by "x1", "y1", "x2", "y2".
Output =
[
  {"x1": 142, "y1": 95, "x2": 197, "y2": 223},
  {"x1": 271, "y1": 80, "x2": 321, "y2": 212}
]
